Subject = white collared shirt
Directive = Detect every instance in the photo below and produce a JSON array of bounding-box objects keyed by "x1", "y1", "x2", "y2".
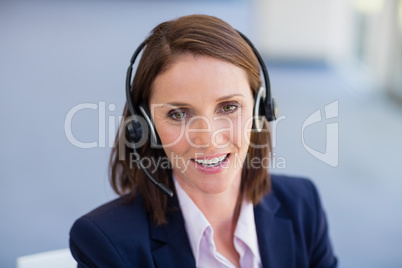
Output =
[{"x1": 173, "y1": 177, "x2": 262, "y2": 268}]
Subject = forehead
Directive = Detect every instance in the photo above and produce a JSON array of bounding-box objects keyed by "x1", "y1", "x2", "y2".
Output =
[{"x1": 150, "y1": 55, "x2": 252, "y2": 105}]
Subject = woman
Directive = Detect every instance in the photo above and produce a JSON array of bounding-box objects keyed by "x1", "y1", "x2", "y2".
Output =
[{"x1": 70, "y1": 15, "x2": 337, "y2": 268}]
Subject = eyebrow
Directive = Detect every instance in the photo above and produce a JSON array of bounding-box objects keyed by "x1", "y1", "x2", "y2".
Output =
[
  {"x1": 162, "y1": 94, "x2": 246, "y2": 108},
  {"x1": 216, "y1": 93, "x2": 245, "y2": 102}
]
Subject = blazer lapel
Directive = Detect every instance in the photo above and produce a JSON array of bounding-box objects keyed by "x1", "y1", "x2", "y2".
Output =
[
  {"x1": 149, "y1": 194, "x2": 196, "y2": 268},
  {"x1": 254, "y1": 193, "x2": 296, "y2": 268},
  {"x1": 149, "y1": 187, "x2": 296, "y2": 267}
]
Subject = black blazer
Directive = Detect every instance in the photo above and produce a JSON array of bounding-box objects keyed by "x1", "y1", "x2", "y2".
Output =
[{"x1": 70, "y1": 174, "x2": 337, "y2": 267}]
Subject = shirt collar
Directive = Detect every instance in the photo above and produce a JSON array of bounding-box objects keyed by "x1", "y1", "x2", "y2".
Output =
[
  {"x1": 234, "y1": 200, "x2": 261, "y2": 264},
  {"x1": 173, "y1": 176, "x2": 211, "y2": 264},
  {"x1": 173, "y1": 175, "x2": 261, "y2": 266}
]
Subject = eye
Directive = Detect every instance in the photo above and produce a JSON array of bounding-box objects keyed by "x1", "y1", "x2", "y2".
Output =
[
  {"x1": 173, "y1": 111, "x2": 185, "y2": 119},
  {"x1": 168, "y1": 109, "x2": 188, "y2": 120},
  {"x1": 222, "y1": 105, "x2": 236, "y2": 112},
  {"x1": 219, "y1": 102, "x2": 239, "y2": 114}
]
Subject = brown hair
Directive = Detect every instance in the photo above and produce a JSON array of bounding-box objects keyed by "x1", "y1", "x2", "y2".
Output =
[{"x1": 110, "y1": 15, "x2": 271, "y2": 225}]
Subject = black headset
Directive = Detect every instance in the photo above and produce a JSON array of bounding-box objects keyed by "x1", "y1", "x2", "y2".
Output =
[{"x1": 125, "y1": 31, "x2": 278, "y2": 198}]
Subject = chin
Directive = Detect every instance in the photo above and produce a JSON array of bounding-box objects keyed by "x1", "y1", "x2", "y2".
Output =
[
  {"x1": 192, "y1": 171, "x2": 241, "y2": 195},
  {"x1": 173, "y1": 164, "x2": 242, "y2": 196}
]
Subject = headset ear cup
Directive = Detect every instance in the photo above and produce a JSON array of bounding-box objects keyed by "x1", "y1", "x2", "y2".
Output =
[
  {"x1": 126, "y1": 120, "x2": 143, "y2": 143},
  {"x1": 272, "y1": 98, "x2": 278, "y2": 120},
  {"x1": 259, "y1": 97, "x2": 266, "y2": 118},
  {"x1": 138, "y1": 104, "x2": 161, "y2": 146},
  {"x1": 265, "y1": 97, "x2": 278, "y2": 122},
  {"x1": 253, "y1": 86, "x2": 266, "y2": 132}
]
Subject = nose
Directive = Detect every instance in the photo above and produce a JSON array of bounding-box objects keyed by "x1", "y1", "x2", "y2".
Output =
[{"x1": 187, "y1": 115, "x2": 227, "y2": 149}]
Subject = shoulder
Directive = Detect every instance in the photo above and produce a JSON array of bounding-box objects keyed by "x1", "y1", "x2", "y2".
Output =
[
  {"x1": 69, "y1": 194, "x2": 154, "y2": 267},
  {"x1": 71, "y1": 194, "x2": 150, "y2": 238},
  {"x1": 270, "y1": 173, "x2": 320, "y2": 207},
  {"x1": 270, "y1": 173, "x2": 317, "y2": 195},
  {"x1": 76, "y1": 194, "x2": 148, "y2": 227},
  {"x1": 266, "y1": 174, "x2": 324, "y2": 225},
  {"x1": 70, "y1": 194, "x2": 149, "y2": 241},
  {"x1": 263, "y1": 174, "x2": 337, "y2": 268}
]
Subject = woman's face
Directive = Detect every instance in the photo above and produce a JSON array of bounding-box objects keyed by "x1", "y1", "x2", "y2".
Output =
[{"x1": 149, "y1": 54, "x2": 254, "y2": 197}]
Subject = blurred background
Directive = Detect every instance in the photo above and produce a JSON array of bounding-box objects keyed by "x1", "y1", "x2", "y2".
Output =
[{"x1": 1, "y1": 0, "x2": 401, "y2": 267}]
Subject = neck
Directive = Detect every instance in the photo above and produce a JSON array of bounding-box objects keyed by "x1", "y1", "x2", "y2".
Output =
[
  {"x1": 174, "y1": 172, "x2": 242, "y2": 228},
  {"x1": 203, "y1": 190, "x2": 242, "y2": 225},
  {"x1": 173, "y1": 171, "x2": 243, "y2": 266},
  {"x1": 188, "y1": 178, "x2": 242, "y2": 267}
]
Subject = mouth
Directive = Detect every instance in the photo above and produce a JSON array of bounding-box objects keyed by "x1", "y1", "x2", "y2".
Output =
[{"x1": 192, "y1": 153, "x2": 230, "y2": 167}]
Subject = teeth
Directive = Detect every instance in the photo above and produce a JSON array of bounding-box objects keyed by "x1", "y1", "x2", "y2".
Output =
[{"x1": 194, "y1": 154, "x2": 228, "y2": 166}]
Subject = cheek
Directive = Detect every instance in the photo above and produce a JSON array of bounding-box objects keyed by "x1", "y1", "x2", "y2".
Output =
[
  {"x1": 157, "y1": 123, "x2": 189, "y2": 159},
  {"x1": 232, "y1": 110, "x2": 253, "y2": 148},
  {"x1": 158, "y1": 124, "x2": 182, "y2": 147}
]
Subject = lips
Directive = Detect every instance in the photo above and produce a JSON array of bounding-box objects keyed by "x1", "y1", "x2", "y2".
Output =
[{"x1": 192, "y1": 154, "x2": 230, "y2": 167}]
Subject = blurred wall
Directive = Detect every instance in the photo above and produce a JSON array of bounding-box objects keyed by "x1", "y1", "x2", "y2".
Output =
[
  {"x1": 253, "y1": 0, "x2": 402, "y2": 100},
  {"x1": 355, "y1": 0, "x2": 402, "y2": 99},
  {"x1": 253, "y1": 0, "x2": 356, "y2": 64}
]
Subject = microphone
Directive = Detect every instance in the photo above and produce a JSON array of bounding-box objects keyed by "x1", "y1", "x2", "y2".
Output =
[{"x1": 129, "y1": 138, "x2": 174, "y2": 198}]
